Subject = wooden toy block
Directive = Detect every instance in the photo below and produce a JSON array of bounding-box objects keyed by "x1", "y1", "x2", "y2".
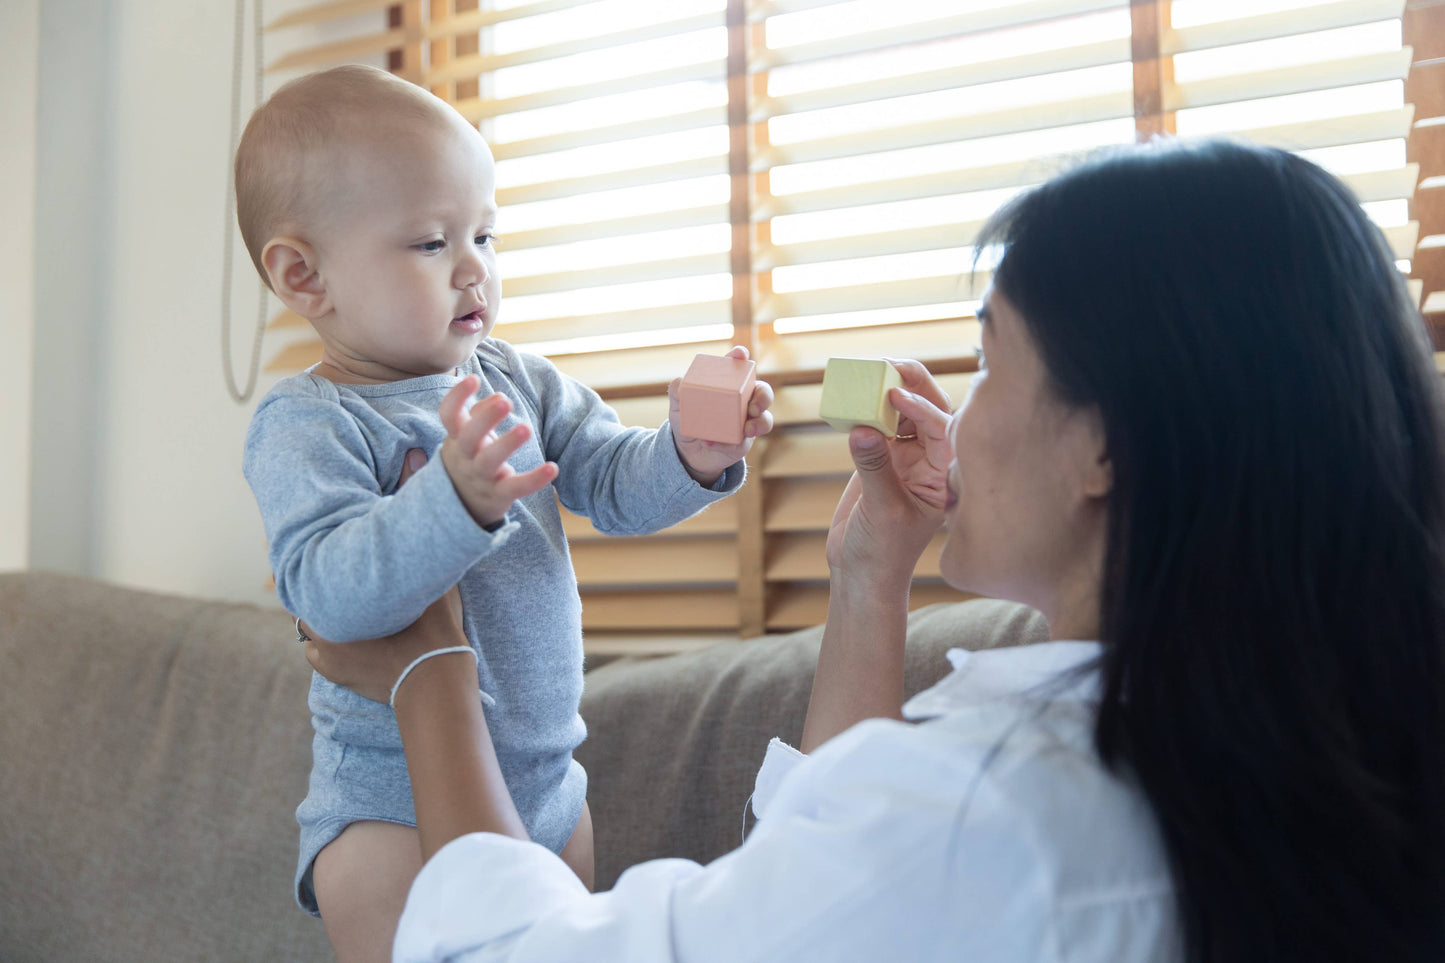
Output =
[
  {"x1": 819, "y1": 357, "x2": 903, "y2": 436},
  {"x1": 678, "y1": 353, "x2": 757, "y2": 444}
]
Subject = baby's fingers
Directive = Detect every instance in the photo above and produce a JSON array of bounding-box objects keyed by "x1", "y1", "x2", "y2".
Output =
[
  {"x1": 456, "y1": 393, "x2": 513, "y2": 457},
  {"x1": 494, "y1": 461, "x2": 558, "y2": 503},
  {"x1": 438, "y1": 376, "x2": 481, "y2": 437},
  {"x1": 472, "y1": 421, "x2": 535, "y2": 477}
]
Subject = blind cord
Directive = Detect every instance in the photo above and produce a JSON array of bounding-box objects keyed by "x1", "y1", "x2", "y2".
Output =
[{"x1": 220, "y1": 0, "x2": 267, "y2": 404}]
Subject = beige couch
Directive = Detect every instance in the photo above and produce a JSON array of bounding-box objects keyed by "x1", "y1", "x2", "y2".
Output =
[{"x1": 0, "y1": 571, "x2": 1047, "y2": 962}]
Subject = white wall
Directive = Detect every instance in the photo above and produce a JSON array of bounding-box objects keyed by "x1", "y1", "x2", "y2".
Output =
[
  {"x1": 0, "y1": 0, "x2": 39, "y2": 571},
  {"x1": 29, "y1": 0, "x2": 376, "y2": 607}
]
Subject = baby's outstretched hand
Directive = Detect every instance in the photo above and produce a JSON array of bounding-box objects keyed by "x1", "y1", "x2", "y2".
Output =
[
  {"x1": 668, "y1": 345, "x2": 775, "y2": 487},
  {"x1": 438, "y1": 376, "x2": 558, "y2": 530}
]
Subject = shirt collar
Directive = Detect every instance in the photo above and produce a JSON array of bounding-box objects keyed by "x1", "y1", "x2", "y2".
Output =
[{"x1": 902, "y1": 640, "x2": 1103, "y2": 720}]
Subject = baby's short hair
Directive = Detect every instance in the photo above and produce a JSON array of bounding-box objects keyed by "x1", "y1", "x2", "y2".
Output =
[{"x1": 234, "y1": 64, "x2": 457, "y2": 287}]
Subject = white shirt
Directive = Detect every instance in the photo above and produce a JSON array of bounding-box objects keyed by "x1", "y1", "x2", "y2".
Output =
[{"x1": 393, "y1": 641, "x2": 1182, "y2": 962}]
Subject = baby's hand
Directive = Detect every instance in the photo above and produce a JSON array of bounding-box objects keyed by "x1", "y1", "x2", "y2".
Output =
[
  {"x1": 438, "y1": 376, "x2": 558, "y2": 529},
  {"x1": 668, "y1": 346, "x2": 776, "y2": 487}
]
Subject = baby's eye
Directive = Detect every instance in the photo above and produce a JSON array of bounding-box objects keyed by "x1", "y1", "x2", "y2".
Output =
[
  {"x1": 973, "y1": 344, "x2": 986, "y2": 368},
  {"x1": 475, "y1": 234, "x2": 496, "y2": 249},
  {"x1": 416, "y1": 239, "x2": 445, "y2": 254}
]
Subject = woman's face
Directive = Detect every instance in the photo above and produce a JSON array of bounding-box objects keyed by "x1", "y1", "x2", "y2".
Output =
[{"x1": 940, "y1": 288, "x2": 1110, "y2": 639}]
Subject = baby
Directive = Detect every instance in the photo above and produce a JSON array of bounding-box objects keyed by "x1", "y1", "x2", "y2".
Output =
[{"x1": 237, "y1": 64, "x2": 772, "y2": 962}]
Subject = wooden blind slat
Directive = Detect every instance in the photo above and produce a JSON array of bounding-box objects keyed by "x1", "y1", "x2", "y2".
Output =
[
  {"x1": 489, "y1": 106, "x2": 728, "y2": 163},
  {"x1": 1166, "y1": 48, "x2": 1413, "y2": 113},
  {"x1": 1343, "y1": 163, "x2": 1420, "y2": 202},
  {"x1": 761, "y1": 431, "x2": 853, "y2": 477},
  {"x1": 496, "y1": 300, "x2": 731, "y2": 348},
  {"x1": 758, "y1": 275, "x2": 988, "y2": 324},
  {"x1": 455, "y1": 61, "x2": 727, "y2": 123},
  {"x1": 502, "y1": 205, "x2": 730, "y2": 254},
  {"x1": 1386, "y1": 222, "x2": 1423, "y2": 259},
  {"x1": 561, "y1": 500, "x2": 738, "y2": 541},
  {"x1": 759, "y1": 155, "x2": 1079, "y2": 221},
  {"x1": 267, "y1": 27, "x2": 414, "y2": 74},
  {"x1": 504, "y1": 252, "x2": 731, "y2": 300},
  {"x1": 1235, "y1": 105, "x2": 1415, "y2": 152},
  {"x1": 765, "y1": 477, "x2": 848, "y2": 531},
  {"x1": 573, "y1": 537, "x2": 737, "y2": 587},
  {"x1": 424, "y1": 11, "x2": 722, "y2": 85},
  {"x1": 546, "y1": 341, "x2": 735, "y2": 394},
  {"x1": 763, "y1": 323, "x2": 981, "y2": 377},
  {"x1": 750, "y1": 0, "x2": 1127, "y2": 73},
  {"x1": 767, "y1": 530, "x2": 945, "y2": 580},
  {"x1": 579, "y1": 587, "x2": 739, "y2": 630},
  {"x1": 759, "y1": 221, "x2": 987, "y2": 272},
  {"x1": 1164, "y1": 0, "x2": 1405, "y2": 57},
  {"x1": 423, "y1": 0, "x2": 611, "y2": 40},
  {"x1": 266, "y1": 0, "x2": 396, "y2": 32},
  {"x1": 752, "y1": 39, "x2": 1132, "y2": 124},
  {"x1": 766, "y1": 581, "x2": 966, "y2": 630},
  {"x1": 498, "y1": 157, "x2": 727, "y2": 207},
  {"x1": 754, "y1": 92, "x2": 1135, "y2": 172}
]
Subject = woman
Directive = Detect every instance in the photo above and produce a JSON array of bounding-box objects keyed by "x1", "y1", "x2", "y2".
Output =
[{"x1": 305, "y1": 139, "x2": 1445, "y2": 962}]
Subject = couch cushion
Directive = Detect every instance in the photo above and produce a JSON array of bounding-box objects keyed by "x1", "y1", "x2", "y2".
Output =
[
  {"x1": 0, "y1": 571, "x2": 332, "y2": 963},
  {"x1": 577, "y1": 597, "x2": 1049, "y2": 890}
]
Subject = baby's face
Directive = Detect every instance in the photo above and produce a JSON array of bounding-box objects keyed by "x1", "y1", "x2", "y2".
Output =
[{"x1": 309, "y1": 119, "x2": 500, "y2": 380}]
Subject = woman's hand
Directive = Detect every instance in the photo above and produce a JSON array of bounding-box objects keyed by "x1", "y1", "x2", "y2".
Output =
[
  {"x1": 299, "y1": 448, "x2": 471, "y2": 704},
  {"x1": 303, "y1": 586, "x2": 467, "y2": 704},
  {"x1": 825, "y1": 359, "x2": 953, "y2": 583}
]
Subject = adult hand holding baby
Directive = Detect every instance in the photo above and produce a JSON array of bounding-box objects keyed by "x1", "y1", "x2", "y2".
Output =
[
  {"x1": 438, "y1": 375, "x2": 558, "y2": 530},
  {"x1": 302, "y1": 447, "x2": 469, "y2": 706},
  {"x1": 668, "y1": 345, "x2": 776, "y2": 487}
]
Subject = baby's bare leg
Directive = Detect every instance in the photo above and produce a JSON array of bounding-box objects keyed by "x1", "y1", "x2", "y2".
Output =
[
  {"x1": 313, "y1": 821, "x2": 424, "y2": 963},
  {"x1": 558, "y1": 800, "x2": 595, "y2": 891}
]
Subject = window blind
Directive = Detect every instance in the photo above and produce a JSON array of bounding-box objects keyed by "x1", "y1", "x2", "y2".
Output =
[{"x1": 259, "y1": 0, "x2": 1429, "y2": 653}]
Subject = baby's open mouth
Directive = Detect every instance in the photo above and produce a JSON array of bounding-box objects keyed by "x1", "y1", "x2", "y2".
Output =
[{"x1": 452, "y1": 309, "x2": 486, "y2": 331}]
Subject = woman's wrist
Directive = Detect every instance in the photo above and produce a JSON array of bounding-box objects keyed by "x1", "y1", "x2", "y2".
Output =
[{"x1": 390, "y1": 647, "x2": 480, "y2": 716}]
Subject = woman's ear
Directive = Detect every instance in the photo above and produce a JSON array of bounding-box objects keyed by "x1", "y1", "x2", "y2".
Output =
[
  {"x1": 1079, "y1": 408, "x2": 1113, "y2": 499},
  {"x1": 262, "y1": 237, "x2": 331, "y2": 319}
]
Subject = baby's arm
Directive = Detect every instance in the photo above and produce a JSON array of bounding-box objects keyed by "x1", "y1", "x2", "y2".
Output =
[
  {"x1": 501, "y1": 348, "x2": 754, "y2": 536},
  {"x1": 244, "y1": 391, "x2": 507, "y2": 641}
]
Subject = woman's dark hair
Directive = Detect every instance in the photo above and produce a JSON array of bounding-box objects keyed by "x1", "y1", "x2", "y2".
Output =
[{"x1": 978, "y1": 138, "x2": 1445, "y2": 962}]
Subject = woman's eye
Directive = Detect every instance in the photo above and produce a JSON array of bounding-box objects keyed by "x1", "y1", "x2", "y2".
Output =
[{"x1": 417, "y1": 239, "x2": 445, "y2": 253}]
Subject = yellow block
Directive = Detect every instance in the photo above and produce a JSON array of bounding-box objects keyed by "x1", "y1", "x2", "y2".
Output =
[{"x1": 818, "y1": 358, "x2": 902, "y2": 436}]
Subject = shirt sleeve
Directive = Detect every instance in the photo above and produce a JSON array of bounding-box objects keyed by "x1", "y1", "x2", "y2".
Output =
[
  {"x1": 501, "y1": 347, "x2": 744, "y2": 536},
  {"x1": 391, "y1": 718, "x2": 1057, "y2": 963},
  {"x1": 243, "y1": 387, "x2": 512, "y2": 641}
]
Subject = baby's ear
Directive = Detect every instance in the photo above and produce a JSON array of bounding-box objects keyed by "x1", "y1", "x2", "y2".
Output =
[{"x1": 262, "y1": 237, "x2": 330, "y2": 319}]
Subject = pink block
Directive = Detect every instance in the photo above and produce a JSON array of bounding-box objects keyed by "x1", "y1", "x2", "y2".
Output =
[{"x1": 677, "y1": 353, "x2": 756, "y2": 445}]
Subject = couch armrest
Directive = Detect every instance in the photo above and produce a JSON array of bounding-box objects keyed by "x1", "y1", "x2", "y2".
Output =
[{"x1": 577, "y1": 598, "x2": 1047, "y2": 889}]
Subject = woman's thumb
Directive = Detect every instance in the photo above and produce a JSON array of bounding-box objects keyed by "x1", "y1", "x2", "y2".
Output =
[{"x1": 848, "y1": 427, "x2": 898, "y2": 494}]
